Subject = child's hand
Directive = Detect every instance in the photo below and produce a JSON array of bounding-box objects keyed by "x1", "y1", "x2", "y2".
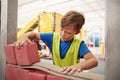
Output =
[
  {"x1": 15, "y1": 32, "x2": 40, "y2": 48},
  {"x1": 15, "y1": 36, "x2": 32, "y2": 48},
  {"x1": 61, "y1": 65, "x2": 82, "y2": 74}
]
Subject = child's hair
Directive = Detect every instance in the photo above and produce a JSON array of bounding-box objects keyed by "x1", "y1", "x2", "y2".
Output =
[{"x1": 61, "y1": 10, "x2": 85, "y2": 30}]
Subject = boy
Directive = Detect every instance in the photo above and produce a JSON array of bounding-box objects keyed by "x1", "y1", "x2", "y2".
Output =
[{"x1": 15, "y1": 10, "x2": 98, "y2": 74}]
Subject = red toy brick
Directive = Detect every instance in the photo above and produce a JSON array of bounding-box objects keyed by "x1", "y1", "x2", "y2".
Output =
[
  {"x1": 15, "y1": 68, "x2": 30, "y2": 80},
  {"x1": 28, "y1": 71, "x2": 47, "y2": 80},
  {"x1": 6, "y1": 64, "x2": 17, "y2": 80},
  {"x1": 15, "y1": 42, "x2": 40, "y2": 65},
  {"x1": 4, "y1": 44, "x2": 17, "y2": 64},
  {"x1": 47, "y1": 75, "x2": 69, "y2": 80}
]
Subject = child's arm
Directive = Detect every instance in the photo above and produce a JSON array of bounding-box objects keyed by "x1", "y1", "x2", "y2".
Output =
[
  {"x1": 15, "y1": 32, "x2": 40, "y2": 47},
  {"x1": 61, "y1": 52, "x2": 98, "y2": 74}
]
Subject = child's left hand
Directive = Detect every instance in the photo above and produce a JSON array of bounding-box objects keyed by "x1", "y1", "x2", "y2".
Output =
[{"x1": 61, "y1": 65, "x2": 82, "y2": 74}]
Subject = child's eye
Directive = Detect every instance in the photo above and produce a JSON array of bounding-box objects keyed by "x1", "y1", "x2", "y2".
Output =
[{"x1": 67, "y1": 33, "x2": 71, "y2": 34}]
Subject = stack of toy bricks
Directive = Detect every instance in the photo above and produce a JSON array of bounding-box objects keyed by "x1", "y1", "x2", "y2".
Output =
[{"x1": 4, "y1": 42, "x2": 68, "y2": 80}]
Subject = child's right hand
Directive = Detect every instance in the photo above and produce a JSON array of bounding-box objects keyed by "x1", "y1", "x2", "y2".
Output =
[
  {"x1": 15, "y1": 35, "x2": 32, "y2": 48},
  {"x1": 15, "y1": 32, "x2": 40, "y2": 48}
]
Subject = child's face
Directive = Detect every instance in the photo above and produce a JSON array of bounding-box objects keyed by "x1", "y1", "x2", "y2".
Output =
[{"x1": 60, "y1": 25, "x2": 78, "y2": 41}]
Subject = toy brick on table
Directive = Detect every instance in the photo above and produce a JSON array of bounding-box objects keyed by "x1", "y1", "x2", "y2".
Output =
[
  {"x1": 4, "y1": 44, "x2": 17, "y2": 64},
  {"x1": 6, "y1": 64, "x2": 17, "y2": 80},
  {"x1": 15, "y1": 42, "x2": 40, "y2": 65},
  {"x1": 15, "y1": 67, "x2": 30, "y2": 80},
  {"x1": 28, "y1": 71, "x2": 47, "y2": 80}
]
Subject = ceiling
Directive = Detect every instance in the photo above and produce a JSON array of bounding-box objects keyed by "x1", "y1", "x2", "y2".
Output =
[{"x1": 18, "y1": 0, "x2": 105, "y2": 34}]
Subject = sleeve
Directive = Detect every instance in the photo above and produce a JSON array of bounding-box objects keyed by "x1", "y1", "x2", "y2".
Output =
[
  {"x1": 79, "y1": 41, "x2": 91, "y2": 58},
  {"x1": 40, "y1": 32, "x2": 53, "y2": 52}
]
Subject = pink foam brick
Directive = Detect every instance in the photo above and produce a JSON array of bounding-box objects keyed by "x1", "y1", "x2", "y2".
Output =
[
  {"x1": 15, "y1": 68, "x2": 30, "y2": 80},
  {"x1": 4, "y1": 44, "x2": 17, "y2": 64},
  {"x1": 15, "y1": 42, "x2": 40, "y2": 65},
  {"x1": 28, "y1": 70, "x2": 47, "y2": 80},
  {"x1": 6, "y1": 64, "x2": 17, "y2": 80}
]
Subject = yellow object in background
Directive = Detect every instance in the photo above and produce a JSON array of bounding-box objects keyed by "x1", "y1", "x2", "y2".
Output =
[
  {"x1": 100, "y1": 43, "x2": 105, "y2": 54},
  {"x1": 38, "y1": 50, "x2": 42, "y2": 56},
  {"x1": 17, "y1": 12, "x2": 63, "y2": 39},
  {"x1": 17, "y1": 18, "x2": 38, "y2": 39},
  {"x1": 38, "y1": 12, "x2": 63, "y2": 33}
]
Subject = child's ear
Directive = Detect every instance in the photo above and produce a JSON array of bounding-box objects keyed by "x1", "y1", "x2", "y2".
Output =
[{"x1": 76, "y1": 30, "x2": 80, "y2": 34}]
